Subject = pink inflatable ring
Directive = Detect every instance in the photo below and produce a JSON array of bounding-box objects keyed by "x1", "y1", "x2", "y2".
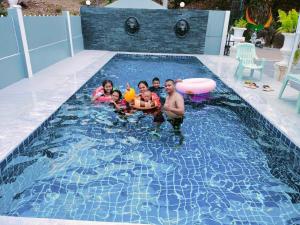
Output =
[{"x1": 176, "y1": 78, "x2": 216, "y2": 95}]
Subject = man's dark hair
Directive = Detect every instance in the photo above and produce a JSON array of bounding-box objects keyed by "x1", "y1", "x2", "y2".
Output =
[
  {"x1": 165, "y1": 79, "x2": 175, "y2": 84},
  {"x1": 152, "y1": 77, "x2": 160, "y2": 82}
]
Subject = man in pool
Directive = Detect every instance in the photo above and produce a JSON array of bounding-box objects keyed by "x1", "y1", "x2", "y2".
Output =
[{"x1": 164, "y1": 79, "x2": 185, "y2": 131}]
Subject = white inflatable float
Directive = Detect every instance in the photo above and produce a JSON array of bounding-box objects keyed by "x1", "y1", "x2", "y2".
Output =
[{"x1": 176, "y1": 78, "x2": 216, "y2": 95}]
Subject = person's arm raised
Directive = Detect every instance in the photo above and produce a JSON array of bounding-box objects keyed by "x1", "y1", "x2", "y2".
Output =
[{"x1": 126, "y1": 83, "x2": 131, "y2": 91}]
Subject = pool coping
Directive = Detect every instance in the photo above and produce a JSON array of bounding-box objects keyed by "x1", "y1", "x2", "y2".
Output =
[{"x1": 0, "y1": 216, "x2": 145, "y2": 225}]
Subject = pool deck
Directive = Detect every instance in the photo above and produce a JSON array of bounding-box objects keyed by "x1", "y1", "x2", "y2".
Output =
[{"x1": 0, "y1": 49, "x2": 300, "y2": 224}]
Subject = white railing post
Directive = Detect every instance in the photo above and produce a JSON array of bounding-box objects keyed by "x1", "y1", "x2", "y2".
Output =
[
  {"x1": 63, "y1": 11, "x2": 74, "y2": 57},
  {"x1": 220, "y1": 11, "x2": 230, "y2": 55},
  {"x1": 163, "y1": 0, "x2": 168, "y2": 9},
  {"x1": 9, "y1": 6, "x2": 33, "y2": 78}
]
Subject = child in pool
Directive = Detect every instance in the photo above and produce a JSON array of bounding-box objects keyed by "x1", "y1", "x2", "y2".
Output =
[
  {"x1": 111, "y1": 89, "x2": 136, "y2": 116},
  {"x1": 149, "y1": 77, "x2": 164, "y2": 94},
  {"x1": 110, "y1": 90, "x2": 126, "y2": 110},
  {"x1": 149, "y1": 77, "x2": 165, "y2": 103},
  {"x1": 140, "y1": 90, "x2": 165, "y2": 124},
  {"x1": 140, "y1": 90, "x2": 152, "y2": 102},
  {"x1": 91, "y1": 80, "x2": 113, "y2": 103}
]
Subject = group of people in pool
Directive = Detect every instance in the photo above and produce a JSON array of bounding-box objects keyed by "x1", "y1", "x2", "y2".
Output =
[{"x1": 91, "y1": 77, "x2": 185, "y2": 131}]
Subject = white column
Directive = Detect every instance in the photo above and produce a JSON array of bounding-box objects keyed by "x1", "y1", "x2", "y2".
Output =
[
  {"x1": 15, "y1": 5, "x2": 33, "y2": 78},
  {"x1": 63, "y1": 11, "x2": 74, "y2": 57},
  {"x1": 287, "y1": 13, "x2": 300, "y2": 74},
  {"x1": 220, "y1": 11, "x2": 230, "y2": 55},
  {"x1": 163, "y1": 0, "x2": 168, "y2": 9}
]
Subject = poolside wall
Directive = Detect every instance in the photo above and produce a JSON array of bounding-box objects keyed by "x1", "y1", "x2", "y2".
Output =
[
  {"x1": 205, "y1": 11, "x2": 229, "y2": 55},
  {"x1": 80, "y1": 7, "x2": 229, "y2": 55},
  {"x1": 0, "y1": 7, "x2": 84, "y2": 89},
  {"x1": 0, "y1": 11, "x2": 27, "y2": 89}
]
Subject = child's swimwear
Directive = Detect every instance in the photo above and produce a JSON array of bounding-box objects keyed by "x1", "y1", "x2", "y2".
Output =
[
  {"x1": 149, "y1": 86, "x2": 165, "y2": 104},
  {"x1": 92, "y1": 86, "x2": 112, "y2": 103},
  {"x1": 140, "y1": 92, "x2": 165, "y2": 123}
]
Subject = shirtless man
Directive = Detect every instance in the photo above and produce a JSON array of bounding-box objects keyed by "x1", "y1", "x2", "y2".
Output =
[{"x1": 163, "y1": 79, "x2": 185, "y2": 131}]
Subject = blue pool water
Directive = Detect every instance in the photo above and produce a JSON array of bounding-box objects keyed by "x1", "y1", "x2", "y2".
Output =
[{"x1": 0, "y1": 54, "x2": 300, "y2": 225}]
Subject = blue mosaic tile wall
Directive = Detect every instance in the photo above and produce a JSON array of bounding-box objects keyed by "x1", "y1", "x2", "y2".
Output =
[{"x1": 80, "y1": 7, "x2": 208, "y2": 54}]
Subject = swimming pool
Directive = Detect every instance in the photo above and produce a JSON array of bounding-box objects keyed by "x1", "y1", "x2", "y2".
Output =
[{"x1": 0, "y1": 54, "x2": 299, "y2": 224}]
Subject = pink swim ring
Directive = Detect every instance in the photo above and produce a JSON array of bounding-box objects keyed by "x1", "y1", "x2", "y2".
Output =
[
  {"x1": 176, "y1": 78, "x2": 216, "y2": 95},
  {"x1": 92, "y1": 86, "x2": 112, "y2": 103}
]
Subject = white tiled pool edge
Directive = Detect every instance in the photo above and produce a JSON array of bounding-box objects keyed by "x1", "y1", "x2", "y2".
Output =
[{"x1": 0, "y1": 216, "x2": 144, "y2": 225}]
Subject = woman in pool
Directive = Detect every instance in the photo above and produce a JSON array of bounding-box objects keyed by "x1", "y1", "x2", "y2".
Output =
[{"x1": 91, "y1": 80, "x2": 113, "y2": 103}]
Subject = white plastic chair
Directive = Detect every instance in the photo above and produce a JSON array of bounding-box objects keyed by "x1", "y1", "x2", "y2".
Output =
[{"x1": 235, "y1": 43, "x2": 265, "y2": 80}]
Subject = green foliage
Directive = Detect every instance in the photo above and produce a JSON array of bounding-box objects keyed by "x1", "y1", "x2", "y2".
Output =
[
  {"x1": 234, "y1": 18, "x2": 248, "y2": 28},
  {"x1": 0, "y1": 2, "x2": 7, "y2": 16},
  {"x1": 277, "y1": 9, "x2": 299, "y2": 33},
  {"x1": 247, "y1": 23, "x2": 264, "y2": 32},
  {"x1": 55, "y1": 6, "x2": 62, "y2": 14},
  {"x1": 80, "y1": 0, "x2": 86, "y2": 5},
  {"x1": 293, "y1": 49, "x2": 300, "y2": 65}
]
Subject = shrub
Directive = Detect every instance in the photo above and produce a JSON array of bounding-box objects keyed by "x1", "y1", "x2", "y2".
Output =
[
  {"x1": 277, "y1": 9, "x2": 299, "y2": 33},
  {"x1": 0, "y1": 2, "x2": 7, "y2": 16},
  {"x1": 234, "y1": 18, "x2": 247, "y2": 28},
  {"x1": 80, "y1": 0, "x2": 86, "y2": 5},
  {"x1": 293, "y1": 49, "x2": 300, "y2": 65},
  {"x1": 55, "y1": 6, "x2": 62, "y2": 14}
]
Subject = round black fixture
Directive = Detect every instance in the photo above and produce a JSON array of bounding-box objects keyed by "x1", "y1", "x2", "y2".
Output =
[
  {"x1": 125, "y1": 17, "x2": 140, "y2": 35},
  {"x1": 174, "y1": 19, "x2": 190, "y2": 38}
]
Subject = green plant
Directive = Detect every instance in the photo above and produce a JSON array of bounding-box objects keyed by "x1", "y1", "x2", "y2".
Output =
[
  {"x1": 80, "y1": 0, "x2": 86, "y2": 5},
  {"x1": 293, "y1": 48, "x2": 300, "y2": 65},
  {"x1": 55, "y1": 6, "x2": 62, "y2": 14},
  {"x1": 0, "y1": 2, "x2": 7, "y2": 16},
  {"x1": 277, "y1": 9, "x2": 299, "y2": 33},
  {"x1": 234, "y1": 18, "x2": 247, "y2": 28}
]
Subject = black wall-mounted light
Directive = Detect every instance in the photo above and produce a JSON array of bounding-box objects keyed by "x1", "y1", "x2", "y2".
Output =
[
  {"x1": 125, "y1": 17, "x2": 140, "y2": 35},
  {"x1": 174, "y1": 19, "x2": 190, "y2": 38}
]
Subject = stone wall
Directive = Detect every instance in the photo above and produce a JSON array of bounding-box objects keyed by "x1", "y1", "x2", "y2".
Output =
[{"x1": 81, "y1": 7, "x2": 209, "y2": 54}]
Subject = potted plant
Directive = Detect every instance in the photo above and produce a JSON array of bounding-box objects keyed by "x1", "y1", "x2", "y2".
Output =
[
  {"x1": 276, "y1": 9, "x2": 299, "y2": 67},
  {"x1": 277, "y1": 9, "x2": 298, "y2": 52},
  {"x1": 233, "y1": 18, "x2": 247, "y2": 38}
]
